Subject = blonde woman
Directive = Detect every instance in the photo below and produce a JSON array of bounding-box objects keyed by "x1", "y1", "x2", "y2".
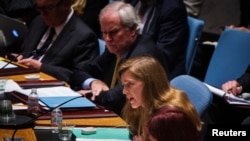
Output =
[{"x1": 118, "y1": 56, "x2": 202, "y2": 140}]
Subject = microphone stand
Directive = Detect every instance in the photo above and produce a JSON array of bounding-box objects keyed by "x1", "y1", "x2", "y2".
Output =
[{"x1": 9, "y1": 95, "x2": 83, "y2": 141}]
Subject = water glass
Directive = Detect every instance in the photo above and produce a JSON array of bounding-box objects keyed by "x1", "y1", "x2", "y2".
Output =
[
  {"x1": 0, "y1": 100, "x2": 16, "y2": 123},
  {"x1": 58, "y1": 123, "x2": 75, "y2": 141}
]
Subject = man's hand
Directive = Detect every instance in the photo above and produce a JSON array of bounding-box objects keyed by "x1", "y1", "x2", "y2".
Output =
[
  {"x1": 18, "y1": 58, "x2": 42, "y2": 69},
  {"x1": 222, "y1": 80, "x2": 242, "y2": 95},
  {"x1": 85, "y1": 80, "x2": 109, "y2": 101},
  {"x1": 77, "y1": 89, "x2": 93, "y2": 98},
  {"x1": 10, "y1": 53, "x2": 23, "y2": 61}
]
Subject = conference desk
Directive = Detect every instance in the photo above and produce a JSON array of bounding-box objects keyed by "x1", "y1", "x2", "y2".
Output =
[{"x1": 0, "y1": 67, "x2": 127, "y2": 141}]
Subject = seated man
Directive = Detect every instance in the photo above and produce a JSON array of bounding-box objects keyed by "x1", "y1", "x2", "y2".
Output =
[
  {"x1": 69, "y1": 1, "x2": 168, "y2": 115},
  {"x1": 16, "y1": 0, "x2": 99, "y2": 83},
  {"x1": 124, "y1": 0, "x2": 189, "y2": 79},
  {"x1": 72, "y1": 0, "x2": 109, "y2": 38},
  {"x1": 221, "y1": 64, "x2": 250, "y2": 125}
]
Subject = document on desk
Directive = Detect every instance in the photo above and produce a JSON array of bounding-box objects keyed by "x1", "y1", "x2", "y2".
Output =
[
  {"x1": 204, "y1": 83, "x2": 250, "y2": 105},
  {"x1": 5, "y1": 80, "x2": 80, "y2": 97},
  {"x1": 0, "y1": 60, "x2": 18, "y2": 69},
  {"x1": 4, "y1": 80, "x2": 96, "y2": 108},
  {"x1": 73, "y1": 127, "x2": 130, "y2": 141}
]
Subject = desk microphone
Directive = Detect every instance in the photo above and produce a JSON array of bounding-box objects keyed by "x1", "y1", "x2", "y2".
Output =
[
  {"x1": 0, "y1": 51, "x2": 36, "y2": 70},
  {"x1": 30, "y1": 95, "x2": 84, "y2": 124},
  {"x1": 4, "y1": 95, "x2": 83, "y2": 141}
]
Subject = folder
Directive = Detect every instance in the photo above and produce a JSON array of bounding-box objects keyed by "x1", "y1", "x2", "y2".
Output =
[
  {"x1": 73, "y1": 127, "x2": 130, "y2": 141},
  {"x1": 39, "y1": 96, "x2": 96, "y2": 109}
]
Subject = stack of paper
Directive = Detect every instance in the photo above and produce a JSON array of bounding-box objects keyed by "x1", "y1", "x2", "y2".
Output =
[
  {"x1": 204, "y1": 83, "x2": 250, "y2": 105},
  {"x1": 4, "y1": 80, "x2": 96, "y2": 109}
]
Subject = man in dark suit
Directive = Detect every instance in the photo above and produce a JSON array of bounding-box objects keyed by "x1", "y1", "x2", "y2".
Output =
[
  {"x1": 72, "y1": 0, "x2": 109, "y2": 38},
  {"x1": 69, "y1": 1, "x2": 168, "y2": 115},
  {"x1": 16, "y1": 0, "x2": 99, "y2": 83},
  {"x1": 125, "y1": 0, "x2": 189, "y2": 80}
]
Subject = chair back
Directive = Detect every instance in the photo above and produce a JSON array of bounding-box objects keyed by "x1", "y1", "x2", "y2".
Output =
[
  {"x1": 171, "y1": 75, "x2": 213, "y2": 116},
  {"x1": 186, "y1": 16, "x2": 204, "y2": 74},
  {"x1": 204, "y1": 29, "x2": 250, "y2": 88},
  {"x1": 98, "y1": 39, "x2": 105, "y2": 55}
]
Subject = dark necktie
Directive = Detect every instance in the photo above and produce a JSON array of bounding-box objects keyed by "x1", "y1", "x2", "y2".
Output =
[
  {"x1": 110, "y1": 57, "x2": 122, "y2": 89},
  {"x1": 33, "y1": 28, "x2": 55, "y2": 60}
]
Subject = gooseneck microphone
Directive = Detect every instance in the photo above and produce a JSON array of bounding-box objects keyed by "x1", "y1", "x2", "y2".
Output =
[
  {"x1": 7, "y1": 95, "x2": 83, "y2": 141},
  {"x1": 26, "y1": 95, "x2": 84, "y2": 125}
]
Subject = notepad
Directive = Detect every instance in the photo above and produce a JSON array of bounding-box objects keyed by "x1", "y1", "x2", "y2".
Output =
[
  {"x1": 39, "y1": 96, "x2": 96, "y2": 109},
  {"x1": 0, "y1": 60, "x2": 18, "y2": 69},
  {"x1": 73, "y1": 127, "x2": 130, "y2": 141}
]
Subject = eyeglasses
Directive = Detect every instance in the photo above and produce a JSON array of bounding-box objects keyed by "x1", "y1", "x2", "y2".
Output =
[{"x1": 36, "y1": 0, "x2": 64, "y2": 12}]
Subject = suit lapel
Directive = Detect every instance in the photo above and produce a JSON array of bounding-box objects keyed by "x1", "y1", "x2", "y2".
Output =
[{"x1": 41, "y1": 15, "x2": 76, "y2": 63}]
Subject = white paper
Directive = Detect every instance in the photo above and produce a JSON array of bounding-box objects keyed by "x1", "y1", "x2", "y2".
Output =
[
  {"x1": 0, "y1": 60, "x2": 18, "y2": 68},
  {"x1": 4, "y1": 79, "x2": 81, "y2": 97},
  {"x1": 5, "y1": 79, "x2": 24, "y2": 93},
  {"x1": 204, "y1": 83, "x2": 250, "y2": 105},
  {"x1": 203, "y1": 83, "x2": 225, "y2": 97},
  {"x1": 225, "y1": 94, "x2": 250, "y2": 105},
  {"x1": 4, "y1": 79, "x2": 81, "y2": 107}
]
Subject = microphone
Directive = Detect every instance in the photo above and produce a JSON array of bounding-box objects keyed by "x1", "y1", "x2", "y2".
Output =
[
  {"x1": 0, "y1": 51, "x2": 36, "y2": 70},
  {"x1": 28, "y1": 95, "x2": 84, "y2": 125},
  {"x1": 2, "y1": 95, "x2": 84, "y2": 141}
]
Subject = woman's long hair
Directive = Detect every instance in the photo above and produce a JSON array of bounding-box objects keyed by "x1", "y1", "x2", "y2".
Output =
[{"x1": 118, "y1": 56, "x2": 202, "y2": 139}]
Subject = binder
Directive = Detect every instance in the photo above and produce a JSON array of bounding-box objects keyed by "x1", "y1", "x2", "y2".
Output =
[
  {"x1": 39, "y1": 96, "x2": 96, "y2": 109},
  {"x1": 73, "y1": 127, "x2": 130, "y2": 140}
]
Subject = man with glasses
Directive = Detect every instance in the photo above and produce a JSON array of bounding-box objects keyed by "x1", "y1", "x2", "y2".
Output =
[
  {"x1": 15, "y1": 0, "x2": 99, "y2": 83},
  {"x1": 69, "y1": 1, "x2": 168, "y2": 115}
]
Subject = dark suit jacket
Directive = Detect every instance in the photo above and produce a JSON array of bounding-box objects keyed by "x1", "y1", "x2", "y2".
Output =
[
  {"x1": 70, "y1": 35, "x2": 168, "y2": 115},
  {"x1": 78, "y1": 0, "x2": 109, "y2": 38},
  {"x1": 21, "y1": 13, "x2": 99, "y2": 83},
  {"x1": 125, "y1": 0, "x2": 189, "y2": 79},
  {"x1": 237, "y1": 65, "x2": 250, "y2": 93}
]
